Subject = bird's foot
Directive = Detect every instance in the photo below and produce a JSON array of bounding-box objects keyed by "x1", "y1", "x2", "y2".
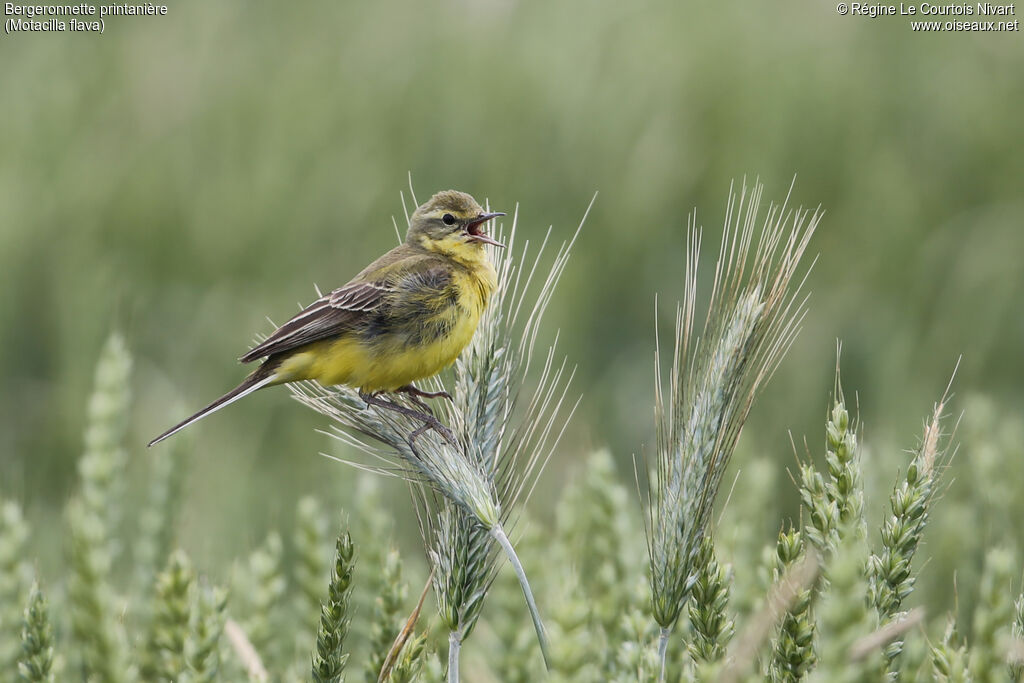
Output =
[
  {"x1": 408, "y1": 421, "x2": 458, "y2": 450},
  {"x1": 396, "y1": 384, "x2": 453, "y2": 402},
  {"x1": 359, "y1": 389, "x2": 458, "y2": 449},
  {"x1": 358, "y1": 389, "x2": 382, "y2": 407}
]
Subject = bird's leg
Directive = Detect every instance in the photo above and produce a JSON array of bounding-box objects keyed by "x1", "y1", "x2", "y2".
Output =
[
  {"x1": 359, "y1": 389, "x2": 424, "y2": 420},
  {"x1": 405, "y1": 413, "x2": 458, "y2": 450},
  {"x1": 408, "y1": 423, "x2": 432, "y2": 445},
  {"x1": 394, "y1": 384, "x2": 453, "y2": 419},
  {"x1": 405, "y1": 420, "x2": 460, "y2": 465},
  {"x1": 359, "y1": 390, "x2": 458, "y2": 449},
  {"x1": 396, "y1": 391, "x2": 434, "y2": 417}
]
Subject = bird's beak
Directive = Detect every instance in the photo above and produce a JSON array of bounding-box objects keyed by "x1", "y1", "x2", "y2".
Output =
[{"x1": 466, "y1": 212, "x2": 505, "y2": 248}]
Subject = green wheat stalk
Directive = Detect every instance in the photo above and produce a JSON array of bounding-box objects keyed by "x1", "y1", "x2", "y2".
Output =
[
  {"x1": 385, "y1": 631, "x2": 428, "y2": 683},
  {"x1": 419, "y1": 501, "x2": 495, "y2": 677},
  {"x1": 645, "y1": 179, "x2": 819, "y2": 679},
  {"x1": 1011, "y1": 594, "x2": 1024, "y2": 681},
  {"x1": 66, "y1": 332, "x2": 133, "y2": 683},
  {"x1": 140, "y1": 549, "x2": 194, "y2": 681},
  {"x1": 931, "y1": 617, "x2": 971, "y2": 683},
  {"x1": 555, "y1": 450, "x2": 638, "y2": 650},
  {"x1": 868, "y1": 389, "x2": 953, "y2": 668},
  {"x1": 292, "y1": 201, "x2": 586, "y2": 677},
  {"x1": 768, "y1": 528, "x2": 817, "y2": 682},
  {"x1": 186, "y1": 581, "x2": 229, "y2": 683},
  {"x1": 545, "y1": 567, "x2": 606, "y2": 682},
  {"x1": 810, "y1": 529, "x2": 882, "y2": 683},
  {"x1": 17, "y1": 580, "x2": 54, "y2": 683},
  {"x1": 364, "y1": 548, "x2": 408, "y2": 682},
  {"x1": 294, "y1": 496, "x2": 331, "y2": 657},
  {"x1": 969, "y1": 547, "x2": 1015, "y2": 683},
  {"x1": 686, "y1": 536, "x2": 735, "y2": 665},
  {"x1": 1, "y1": 499, "x2": 30, "y2": 680},
  {"x1": 134, "y1": 430, "x2": 188, "y2": 600},
  {"x1": 486, "y1": 518, "x2": 546, "y2": 683},
  {"x1": 822, "y1": 393, "x2": 865, "y2": 539},
  {"x1": 720, "y1": 551, "x2": 820, "y2": 683},
  {"x1": 312, "y1": 529, "x2": 355, "y2": 683},
  {"x1": 235, "y1": 532, "x2": 286, "y2": 671},
  {"x1": 799, "y1": 371, "x2": 864, "y2": 561},
  {"x1": 419, "y1": 212, "x2": 582, "y2": 679}
]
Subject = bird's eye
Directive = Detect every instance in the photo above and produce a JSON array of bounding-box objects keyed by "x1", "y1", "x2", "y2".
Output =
[{"x1": 442, "y1": 213, "x2": 456, "y2": 225}]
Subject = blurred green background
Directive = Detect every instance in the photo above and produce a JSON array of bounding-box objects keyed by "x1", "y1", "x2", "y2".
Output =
[{"x1": 2, "y1": 0, "x2": 1022, "y2": 623}]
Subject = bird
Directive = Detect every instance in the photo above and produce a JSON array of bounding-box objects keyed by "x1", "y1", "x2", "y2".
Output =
[{"x1": 148, "y1": 190, "x2": 504, "y2": 447}]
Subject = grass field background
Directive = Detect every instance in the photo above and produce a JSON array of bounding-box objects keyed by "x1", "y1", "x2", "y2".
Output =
[{"x1": 2, "y1": 0, "x2": 1023, "y2": 667}]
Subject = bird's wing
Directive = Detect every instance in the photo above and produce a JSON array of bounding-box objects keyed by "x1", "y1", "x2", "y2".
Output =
[
  {"x1": 238, "y1": 280, "x2": 395, "y2": 363},
  {"x1": 238, "y1": 248, "x2": 455, "y2": 364}
]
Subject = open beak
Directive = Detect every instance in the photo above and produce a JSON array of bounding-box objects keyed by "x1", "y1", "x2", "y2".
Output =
[{"x1": 465, "y1": 212, "x2": 505, "y2": 248}]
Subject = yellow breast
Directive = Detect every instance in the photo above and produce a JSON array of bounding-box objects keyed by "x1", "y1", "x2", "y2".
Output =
[{"x1": 277, "y1": 261, "x2": 497, "y2": 392}]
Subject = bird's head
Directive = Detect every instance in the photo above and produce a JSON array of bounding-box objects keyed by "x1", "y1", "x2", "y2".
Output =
[{"x1": 407, "y1": 190, "x2": 504, "y2": 260}]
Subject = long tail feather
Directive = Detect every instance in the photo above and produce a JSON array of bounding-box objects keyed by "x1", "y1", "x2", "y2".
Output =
[{"x1": 148, "y1": 372, "x2": 278, "y2": 447}]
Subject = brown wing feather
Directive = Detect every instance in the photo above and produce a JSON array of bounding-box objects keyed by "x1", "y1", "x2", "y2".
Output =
[{"x1": 238, "y1": 281, "x2": 393, "y2": 363}]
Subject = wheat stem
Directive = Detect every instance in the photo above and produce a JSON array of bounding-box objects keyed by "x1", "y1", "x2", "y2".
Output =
[
  {"x1": 448, "y1": 630, "x2": 462, "y2": 683},
  {"x1": 657, "y1": 626, "x2": 671, "y2": 682},
  {"x1": 491, "y1": 524, "x2": 551, "y2": 670}
]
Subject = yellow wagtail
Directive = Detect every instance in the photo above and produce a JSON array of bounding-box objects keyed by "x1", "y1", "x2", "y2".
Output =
[{"x1": 149, "y1": 190, "x2": 503, "y2": 446}]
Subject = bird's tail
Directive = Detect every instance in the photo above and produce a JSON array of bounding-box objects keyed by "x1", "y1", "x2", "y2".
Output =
[{"x1": 148, "y1": 368, "x2": 278, "y2": 447}]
